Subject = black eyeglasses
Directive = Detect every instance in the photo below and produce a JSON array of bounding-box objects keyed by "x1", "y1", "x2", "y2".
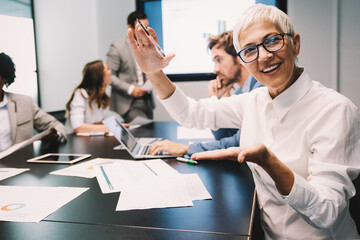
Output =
[{"x1": 237, "y1": 33, "x2": 292, "y2": 63}]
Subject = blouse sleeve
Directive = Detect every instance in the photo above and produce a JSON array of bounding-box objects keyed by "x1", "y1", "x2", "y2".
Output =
[
  {"x1": 68, "y1": 89, "x2": 87, "y2": 130},
  {"x1": 283, "y1": 100, "x2": 360, "y2": 228},
  {"x1": 159, "y1": 85, "x2": 249, "y2": 130}
]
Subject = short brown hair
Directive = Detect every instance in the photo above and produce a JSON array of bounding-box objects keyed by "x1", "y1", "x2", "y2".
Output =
[{"x1": 207, "y1": 31, "x2": 237, "y2": 58}]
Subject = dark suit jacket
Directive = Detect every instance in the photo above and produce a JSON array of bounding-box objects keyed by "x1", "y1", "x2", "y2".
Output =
[{"x1": 106, "y1": 38, "x2": 154, "y2": 116}]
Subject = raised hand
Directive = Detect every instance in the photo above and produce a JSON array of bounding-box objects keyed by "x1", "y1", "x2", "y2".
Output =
[{"x1": 128, "y1": 25, "x2": 175, "y2": 74}]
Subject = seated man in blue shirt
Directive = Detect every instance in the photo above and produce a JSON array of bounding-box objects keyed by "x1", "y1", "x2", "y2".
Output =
[{"x1": 149, "y1": 31, "x2": 262, "y2": 156}]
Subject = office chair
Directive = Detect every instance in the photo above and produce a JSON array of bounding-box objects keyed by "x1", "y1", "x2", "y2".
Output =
[{"x1": 350, "y1": 176, "x2": 360, "y2": 234}]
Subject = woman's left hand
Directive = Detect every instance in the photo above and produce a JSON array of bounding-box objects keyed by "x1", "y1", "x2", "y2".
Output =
[
  {"x1": 191, "y1": 143, "x2": 270, "y2": 166},
  {"x1": 192, "y1": 143, "x2": 294, "y2": 195}
]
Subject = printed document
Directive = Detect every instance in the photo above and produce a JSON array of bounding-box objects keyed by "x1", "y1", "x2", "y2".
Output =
[
  {"x1": 94, "y1": 159, "x2": 212, "y2": 211},
  {"x1": 0, "y1": 168, "x2": 29, "y2": 181},
  {"x1": 50, "y1": 158, "x2": 125, "y2": 178},
  {"x1": 0, "y1": 129, "x2": 51, "y2": 159},
  {"x1": 0, "y1": 186, "x2": 88, "y2": 222}
]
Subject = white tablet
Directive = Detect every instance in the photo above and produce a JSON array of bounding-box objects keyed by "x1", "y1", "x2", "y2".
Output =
[{"x1": 27, "y1": 153, "x2": 91, "y2": 164}]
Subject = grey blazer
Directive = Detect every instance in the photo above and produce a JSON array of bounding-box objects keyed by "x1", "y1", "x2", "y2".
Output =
[
  {"x1": 106, "y1": 38, "x2": 154, "y2": 116},
  {"x1": 6, "y1": 92, "x2": 66, "y2": 144}
]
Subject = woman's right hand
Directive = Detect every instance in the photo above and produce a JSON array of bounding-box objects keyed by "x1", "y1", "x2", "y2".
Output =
[{"x1": 127, "y1": 26, "x2": 175, "y2": 74}]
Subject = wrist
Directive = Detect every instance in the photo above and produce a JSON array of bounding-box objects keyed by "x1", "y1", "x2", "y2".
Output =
[
  {"x1": 147, "y1": 70, "x2": 164, "y2": 78},
  {"x1": 182, "y1": 145, "x2": 189, "y2": 155},
  {"x1": 128, "y1": 85, "x2": 135, "y2": 95}
]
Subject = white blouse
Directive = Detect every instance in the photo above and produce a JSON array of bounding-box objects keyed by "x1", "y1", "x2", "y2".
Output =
[
  {"x1": 160, "y1": 69, "x2": 360, "y2": 239},
  {"x1": 66, "y1": 89, "x2": 114, "y2": 133}
]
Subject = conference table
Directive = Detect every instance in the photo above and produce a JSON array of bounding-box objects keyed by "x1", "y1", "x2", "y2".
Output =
[{"x1": 0, "y1": 122, "x2": 256, "y2": 240}]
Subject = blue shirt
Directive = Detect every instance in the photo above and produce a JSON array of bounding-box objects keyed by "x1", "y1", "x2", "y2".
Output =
[{"x1": 187, "y1": 76, "x2": 262, "y2": 156}]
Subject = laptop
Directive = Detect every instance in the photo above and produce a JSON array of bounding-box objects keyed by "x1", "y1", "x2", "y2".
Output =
[{"x1": 103, "y1": 116, "x2": 179, "y2": 159}]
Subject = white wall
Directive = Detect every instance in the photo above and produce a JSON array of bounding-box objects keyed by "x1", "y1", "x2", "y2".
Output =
[
  {"x1": 33, "y1": 0, "x2": 135, "y2": 112},
  {"x1": 338, "y1": 0, "x2": 360, "y2": 107},
  {"x1": 96, "y1": 0, "x2": 135, "y2": 60},
  {"x1": 288, "y1": 0, "x2": 360, "y2": 107},
  {"x1": 34, "y1": 0, "x2": 99, "y2": 111}
]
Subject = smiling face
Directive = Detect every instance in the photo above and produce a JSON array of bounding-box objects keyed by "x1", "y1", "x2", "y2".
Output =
[
  {"x1": 239, "y1": 20, "x2": 300, "y2": 98},
  {"x1": 211, "y1": 45, "x2": 242, "y2": 87}
]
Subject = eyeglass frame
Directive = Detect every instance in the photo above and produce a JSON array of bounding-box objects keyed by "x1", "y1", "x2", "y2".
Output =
[{"x1": 237, "y1": 33, "x2": 293, "y2": 63}]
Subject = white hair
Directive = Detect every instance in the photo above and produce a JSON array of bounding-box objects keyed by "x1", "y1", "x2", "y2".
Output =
[{"x1": 233, "y1": 4, "x2": 295, "y2": 53}]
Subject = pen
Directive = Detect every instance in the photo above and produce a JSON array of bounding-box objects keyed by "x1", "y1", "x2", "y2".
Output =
[
  {"x1": 100, "y1": 165, "x2": 114, "y2": 190},
  {"x1": 136, "y1": 18, "x2": 166, "y2": 58},
  {"x1": 76, "y1": 132, "x2": 109, "y2": 137},
  {"x1": 176, "y1": 157, "x2": 198, "y2": 165}
]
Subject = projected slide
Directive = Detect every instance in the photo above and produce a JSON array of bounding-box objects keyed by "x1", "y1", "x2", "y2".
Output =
[{"x1": 159, "y1": 0, "x2": 255, "y2": 74}]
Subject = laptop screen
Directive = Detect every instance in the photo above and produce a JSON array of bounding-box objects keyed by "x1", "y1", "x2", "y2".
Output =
[{"x1": 112, "y1": 118, "x2": 137, "y2": 152}]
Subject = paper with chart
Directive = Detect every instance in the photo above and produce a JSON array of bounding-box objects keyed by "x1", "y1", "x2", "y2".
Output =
[
  {"x1": 94, "y1": 159, "x2": 212, "y2": 211},
  {"x1": 0, "y1": 168, "x2": 30, "y2": 181},
  {"x1": 50, "y1": 158, "x2": 125, "y2": 178},
  {"x1": 0, "y1": 186, "x2": 88, "y2": 222},
  {"x1": 95, "y1": 159, "x2": 180, "y2": 194}
]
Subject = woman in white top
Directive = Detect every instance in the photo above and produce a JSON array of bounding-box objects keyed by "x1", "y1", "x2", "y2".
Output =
[
  {"x1": 127, "y1": 4, "x2": 360, "y2": 239},
  {"x1": 65, "y1": 60, "x2": 117, "y2": 133}
]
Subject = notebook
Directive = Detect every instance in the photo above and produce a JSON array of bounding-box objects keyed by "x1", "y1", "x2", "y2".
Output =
[{"x1": 103, "y1": 116, "x2": 179, "y2": 159}]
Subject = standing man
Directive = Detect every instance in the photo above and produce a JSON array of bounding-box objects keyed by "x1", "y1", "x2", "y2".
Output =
[
  {"x1": 106, "y1": 11, "x2": 154, "y2": 123},
  {"x1": 149, "y1": 31, "x2": 262, "y2": 156}
]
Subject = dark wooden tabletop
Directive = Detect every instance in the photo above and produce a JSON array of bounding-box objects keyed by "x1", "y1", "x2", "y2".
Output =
[{"x1": 0, "y1": 122, "x2": 255, "y2": 240}]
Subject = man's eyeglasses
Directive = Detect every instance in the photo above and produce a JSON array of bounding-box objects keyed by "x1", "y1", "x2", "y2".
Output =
[{"x1": 237, "y1": 33, "x2": 292, "y2": 63}]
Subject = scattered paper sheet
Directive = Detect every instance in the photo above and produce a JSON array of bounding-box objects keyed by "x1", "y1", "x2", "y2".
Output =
[
  {"x1": 177, "y1": 126, "x2": 214, "y2": 140},
  {"x1": 183, "y1": 173, "x2": 212, "y2": 201},
  {"x1": 116, "y1": 175, "x2": 193, "y2": 211},
  {"x1": 76, "y1": 132, "x2": 114, "y2": 137},
  {"x1": 129, "y1": 116, "x2": 153, "y2": 129},
  {"x1": 94, "y1": 159, "x2": 212, "y2": 211},
  {"x1": 0, "y1": 186, "x2": 88, "y2": 222},
  {"x1": 95, "y1": 159, "x2": 181, "y2": 194},
  {"x1": 0, "y1": 168, "x2": 30, "y2": 181},
  {"x1": 0, "y1": 129, "x2": 51, "y2": 159},
  {"x1": 50, "y1": 158, "x2": 125, "y2": 178}
]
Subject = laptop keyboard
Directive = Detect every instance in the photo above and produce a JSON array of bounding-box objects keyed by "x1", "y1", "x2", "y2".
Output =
[
  {"x1": 138, "y1": 145, "x2": 163, "y2": 156},
  {"x1": 140, "y1": 145, "x2": 150, "y2": 155}
]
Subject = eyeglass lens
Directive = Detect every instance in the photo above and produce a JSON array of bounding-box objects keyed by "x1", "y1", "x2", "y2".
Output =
[{"x1": 239, "y1": 34, "x2": 285, "y2": 63}]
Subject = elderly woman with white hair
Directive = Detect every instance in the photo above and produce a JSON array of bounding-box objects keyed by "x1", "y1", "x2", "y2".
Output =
[{"x1": 127, "y1": 3, "x2": 360, "y2": 239}]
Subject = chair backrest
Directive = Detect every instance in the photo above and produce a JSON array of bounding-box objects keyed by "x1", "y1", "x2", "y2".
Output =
[{"x1": 350, "y1": 176, "x2": 360, "y2": 234}]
